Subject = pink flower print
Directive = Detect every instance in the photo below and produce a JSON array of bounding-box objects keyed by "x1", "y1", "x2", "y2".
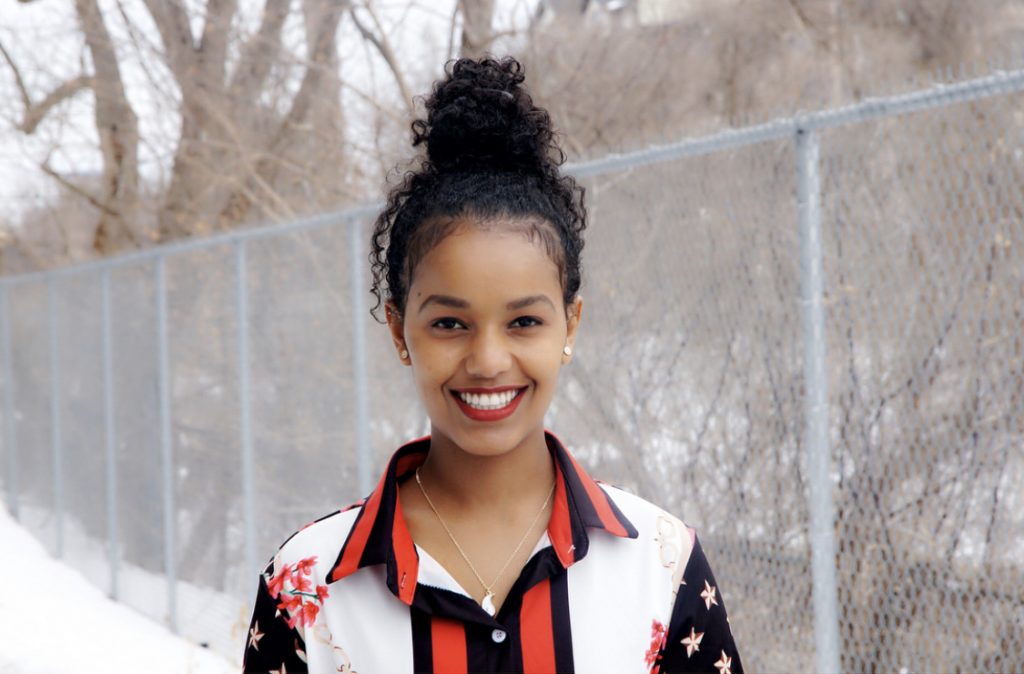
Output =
[
  {"x1": 294, "y1": 556, "x2": 318, "y2": 576},
  {"x1": 298, "y1": 601, "x2": 320, "y2": 627},
  {"x1": 645, "y1": 619, "x2": 667, "y2": 672},
  {"x1": 277, "y1": 593, "x2": 302, "y2": 615},
  {"x1": 291, "y1": 572, "x2": 313, "y2": 593},
  {"x1": 267, "y1": 566, "x2": 291, "y2": 599},
  {"x1": 284, "y1": 600, "x2": 320, "y2": 629},
  {"x1": 268, "y1": 556, "x2": 329, "y2": 631}
]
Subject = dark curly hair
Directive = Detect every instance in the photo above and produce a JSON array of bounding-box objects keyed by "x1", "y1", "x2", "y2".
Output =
[{"x1": 369, "y1": 56, "x2": 586, "y2": 320}]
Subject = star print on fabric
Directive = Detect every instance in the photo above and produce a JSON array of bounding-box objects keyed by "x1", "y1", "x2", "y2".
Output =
[
  {"x1": 701, "y1": 579, "x2": 719, "y2": 610},
  {"x1": 248, "y1": 621, "x2": 265, "y2": 651},
  {"x1": 681, "y1": 627, "x2": 704, "y2": 657},
  {"x1": 714, "y1": 650, "x2": 732, "y2": 674}
]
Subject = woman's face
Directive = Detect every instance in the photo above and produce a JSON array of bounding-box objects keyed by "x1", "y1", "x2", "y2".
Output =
[{"x1": 387, "y1": 219, "x2": 582, "y2": 459}]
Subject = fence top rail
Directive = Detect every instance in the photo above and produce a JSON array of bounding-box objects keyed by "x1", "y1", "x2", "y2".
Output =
[
  {"x1": 4, "y1": 65, "x2": 1024, "y2": 286},
  {"x1": 569, "y1": 65, "x2": 1024, "y2": 177},
  {"x1": 2, "y1": 204, "x2": 382, "y2": 286}
]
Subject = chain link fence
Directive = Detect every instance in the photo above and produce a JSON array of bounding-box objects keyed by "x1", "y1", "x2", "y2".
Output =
[{"x1": 2, "y1": 68, "x2": 1023, "y2": 672}]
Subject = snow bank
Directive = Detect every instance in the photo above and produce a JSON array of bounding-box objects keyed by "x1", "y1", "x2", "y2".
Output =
[{"x1": 0, "y1": 504, "x2": 237, "y2": 674}]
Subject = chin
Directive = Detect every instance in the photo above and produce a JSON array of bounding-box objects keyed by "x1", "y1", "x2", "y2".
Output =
[{"x1": 436, "y1": 421, "x2": 537, "y2": 458}]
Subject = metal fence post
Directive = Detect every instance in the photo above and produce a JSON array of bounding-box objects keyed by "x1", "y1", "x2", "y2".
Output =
[
  {"x1": 101, "y1": 269, "x2": 119, "y2": 599},
  {"x1": 47, "y1": 279, "x2": 64, "y2": 558},
  {"x1": 0, "y1": 283, "x2": 18, "y2": 520},
  {"x1": 155, "y1": 256, "x2": 178, "y2": 633},
  {"x1": 236, "y1": 240, "x2": 258, "y2": 599},
  {"x1": 348, "y1": 218, "x2": 372, "y2": 497},
  {"x1": 796, "y1": 126, "x2": 842, "y2": 674}
]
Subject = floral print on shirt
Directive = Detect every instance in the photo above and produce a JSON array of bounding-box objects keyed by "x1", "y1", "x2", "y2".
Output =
[{"x1": 266, "y1": 555, "x2": 330, "y2": 629}]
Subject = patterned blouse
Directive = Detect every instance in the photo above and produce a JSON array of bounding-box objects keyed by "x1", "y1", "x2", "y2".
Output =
[{"x1": 243, "y1": 431, "x2": 743, "y2": 673}]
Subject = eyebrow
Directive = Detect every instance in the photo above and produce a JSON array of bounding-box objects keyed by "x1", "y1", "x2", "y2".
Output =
[
  {"x1": 417, "y1": 294, "x2": 556, "y2": 314},
  {"x1": 418, "y1": 294, "x2": 470, "y2": 314},
  {"x1": 506, "y1": 294, "x2": 556, "y2": 312}
]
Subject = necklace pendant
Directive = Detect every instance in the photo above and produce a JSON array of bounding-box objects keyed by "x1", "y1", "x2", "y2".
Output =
[{"x1": 481, "y1": 592, "x2": 497, "y2": 617}]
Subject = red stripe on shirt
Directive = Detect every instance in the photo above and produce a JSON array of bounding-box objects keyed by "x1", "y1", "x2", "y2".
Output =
[
  {"x1": 547, "y1": 468, "x2": 576, "y2": 568},
  {"x1": 521, "y1": 578, "x2": 557, "y2": 673},
  {"x1": 392, "y1": 488, "x2": 419, "y2": 604},
  {"x1": 564, "y1": 450, "x2": 629, "y2": 537},
  {"x1": 396, "y1": 450, "x2": 426, "y2": 477},
  {"x1": 430, "y1": 617, "x2": 468, "y2": 674},
  {"x1": 329, "y1": 475, "x2": 386, "y2": 582}
]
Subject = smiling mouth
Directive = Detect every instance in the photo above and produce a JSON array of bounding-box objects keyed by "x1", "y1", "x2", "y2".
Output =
[
  {"x1": 450, "y1": 387, "x2": 528, "y2": 420},
  {"x1": 453, "y1": 388, "x2": 525, "y2": 410}
]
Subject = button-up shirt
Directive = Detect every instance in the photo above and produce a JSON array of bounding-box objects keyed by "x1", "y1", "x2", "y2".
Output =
[{"x1": 243, "y1": 431, "x2": 743, "y2": 673}]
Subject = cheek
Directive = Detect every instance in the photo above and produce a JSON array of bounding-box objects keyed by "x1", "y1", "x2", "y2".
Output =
[
  {"x1": 524, "y1": 345, "x2": 566, "y2": 384},
  {"x1": 409, "y1": 339, "x2": 457, "y2": 387}
]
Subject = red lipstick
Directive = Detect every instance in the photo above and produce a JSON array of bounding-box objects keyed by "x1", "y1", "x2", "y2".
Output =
[{"x1": 450, "y1": 387, "x2": 527, "y2": 422}]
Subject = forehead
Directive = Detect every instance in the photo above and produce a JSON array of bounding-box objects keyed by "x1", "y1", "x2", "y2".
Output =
[{"x1": 409, "y1": 224, "x2": 562, "y2": 304}]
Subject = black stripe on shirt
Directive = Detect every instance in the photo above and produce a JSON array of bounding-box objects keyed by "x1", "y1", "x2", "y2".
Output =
[
  {"x1": 411, "y1": 608, "x2": 434, "y2": 673},
  {"x1": 550, "y1": 570, "x2": 575, "y2": 673},
  {"x1": 465, "y1": 623, "x2": 493, "y2": 673}
]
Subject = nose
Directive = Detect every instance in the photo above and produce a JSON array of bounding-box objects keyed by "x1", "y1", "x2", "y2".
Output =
[{"x1": 464, "y1": 326, "x2": 513, "y2": 379}]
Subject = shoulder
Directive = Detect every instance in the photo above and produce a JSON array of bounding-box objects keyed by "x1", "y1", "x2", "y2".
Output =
[
  {"x1": 262, "y1": 501, "x2": 364, "y2": 581},
  {"x1": 597, "y1": 481, "x2": 696, "y2": 538},
  {"x1": 596, "y1": 481, "x2": 697, "y2": 574}
]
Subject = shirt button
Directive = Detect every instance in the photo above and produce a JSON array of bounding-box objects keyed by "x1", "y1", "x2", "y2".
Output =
[{"x1": 491, "y1": 629, "x2": 507, "y2": 644}]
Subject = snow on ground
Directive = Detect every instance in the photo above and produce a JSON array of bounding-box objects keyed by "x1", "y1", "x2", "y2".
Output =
[
  {"x1": 0, "y1": 504, "x2": 237, "y2": 674},
  {"x1": 12, "y1": 502, "x2": 252, "y2": 666}
]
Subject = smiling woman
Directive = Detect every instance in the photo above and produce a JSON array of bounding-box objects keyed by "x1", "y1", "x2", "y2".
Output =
[
  {"x1": 242, "y1": 56, "x2": 743, "y2": 674},
  {"x1": 393, "y1": 225, "x2": 578, "y2": 460}
]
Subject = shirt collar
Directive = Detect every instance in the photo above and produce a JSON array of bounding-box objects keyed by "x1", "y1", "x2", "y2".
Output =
[{"x1": 327, "y1": 429, "x2": 638, "y2": 605}]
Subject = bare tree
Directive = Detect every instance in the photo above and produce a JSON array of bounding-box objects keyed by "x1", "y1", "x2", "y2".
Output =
[{"x1": 2, "y1": 0, "x2": 353, "y2": 258}]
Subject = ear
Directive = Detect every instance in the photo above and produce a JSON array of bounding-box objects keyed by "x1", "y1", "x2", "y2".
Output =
[
  {"x1": 384, "y1": 301, "x2": 411, "y2": 365},
  {"x1": 562, "y1": 296, "x2": 583, "y2": 364}
]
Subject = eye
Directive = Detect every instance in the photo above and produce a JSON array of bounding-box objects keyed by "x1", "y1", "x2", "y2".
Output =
[
  {"x1": 431, "y1": 317, "x2": 466, "y2": 331},
  {"x1": 510, "y1": 316, "x2": 544, "y2": 329}
]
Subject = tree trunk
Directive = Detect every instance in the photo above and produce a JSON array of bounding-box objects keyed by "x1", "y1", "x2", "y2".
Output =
[
  {"x1": 74, "y1": 0, "x2": 140, "y2": 254},
  {"x1": 459, "y1": 0, "x2": 497, "y2": 58}
]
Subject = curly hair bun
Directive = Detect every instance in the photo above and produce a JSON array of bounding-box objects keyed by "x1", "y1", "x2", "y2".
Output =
[
  {"x1": 414, "y1": 56, "x2": 561, "y2": 173},
  {"x1": 369, "y1": 54, "x2": 586, "y2": 320}
]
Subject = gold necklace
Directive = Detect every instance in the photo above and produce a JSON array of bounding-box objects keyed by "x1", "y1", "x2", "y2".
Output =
[{"x1": 414, "y1": 467, "x2": 556, "y2": 617}]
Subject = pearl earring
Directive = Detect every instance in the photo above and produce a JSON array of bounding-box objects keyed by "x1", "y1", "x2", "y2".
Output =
[
  {"x1": 563, "y1": 345, "x2": 572, "y2": 356},
  {"x1": 399, "y1": 348, "x2": 409, "y2": 359}
]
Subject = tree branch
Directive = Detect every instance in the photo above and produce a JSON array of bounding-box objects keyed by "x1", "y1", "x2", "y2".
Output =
[
  {"x1": 198, "y1": 0, "x2": 238, "y2": 92},
  {"x1": 213, "y1": 0, "x2": 348, "y2": 227},
  {"x1": 785, "y1": 0, "x2": 816, "y2": 35},
  {"x1": 40, "y1": 161, "x2": 120, "y2": 217},
  {"x1": 272, "y1": 0, "x2": 348, "y2": 149},
  {"x1": 139, "y1": 0, "x2": 195, "y2": 80},
  {"x1": 0, "y1": 39, "x2": 32, "y2": 113},
  {"x1": 228, "y1": 0, "x2": 290, "y2": 103},
  {"x1": 458, "y1": 0, "x2": 496, "y2": 58},
  {"x1": 2, "y1": 38, "x2": 94, "y2": 134},
  {"x1": 19, "y1": 75, "x2": 95, "y2": 134},
  {"x1": 75, "y1": 0, "x2": 141, "y2": 251},
  {"x1": 446, "y1": 1, "x2": 460, "y2": 62},
  {"x1": 350, "y1": 3, "x2": 414, "y2": 115}
]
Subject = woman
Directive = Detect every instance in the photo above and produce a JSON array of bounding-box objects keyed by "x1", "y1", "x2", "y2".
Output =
[{"x1": 243, "y1": 56, "x2": 742, "y2": 674}]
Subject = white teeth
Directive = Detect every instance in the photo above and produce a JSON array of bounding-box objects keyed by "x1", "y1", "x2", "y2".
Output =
[{"x1": 457, "y1": 389, "x2": 520, "y2": 410}]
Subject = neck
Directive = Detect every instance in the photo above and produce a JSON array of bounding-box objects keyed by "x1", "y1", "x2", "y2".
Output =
[{"x1": 416, "y1": 428, "x2": 556, "y2": 516}]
